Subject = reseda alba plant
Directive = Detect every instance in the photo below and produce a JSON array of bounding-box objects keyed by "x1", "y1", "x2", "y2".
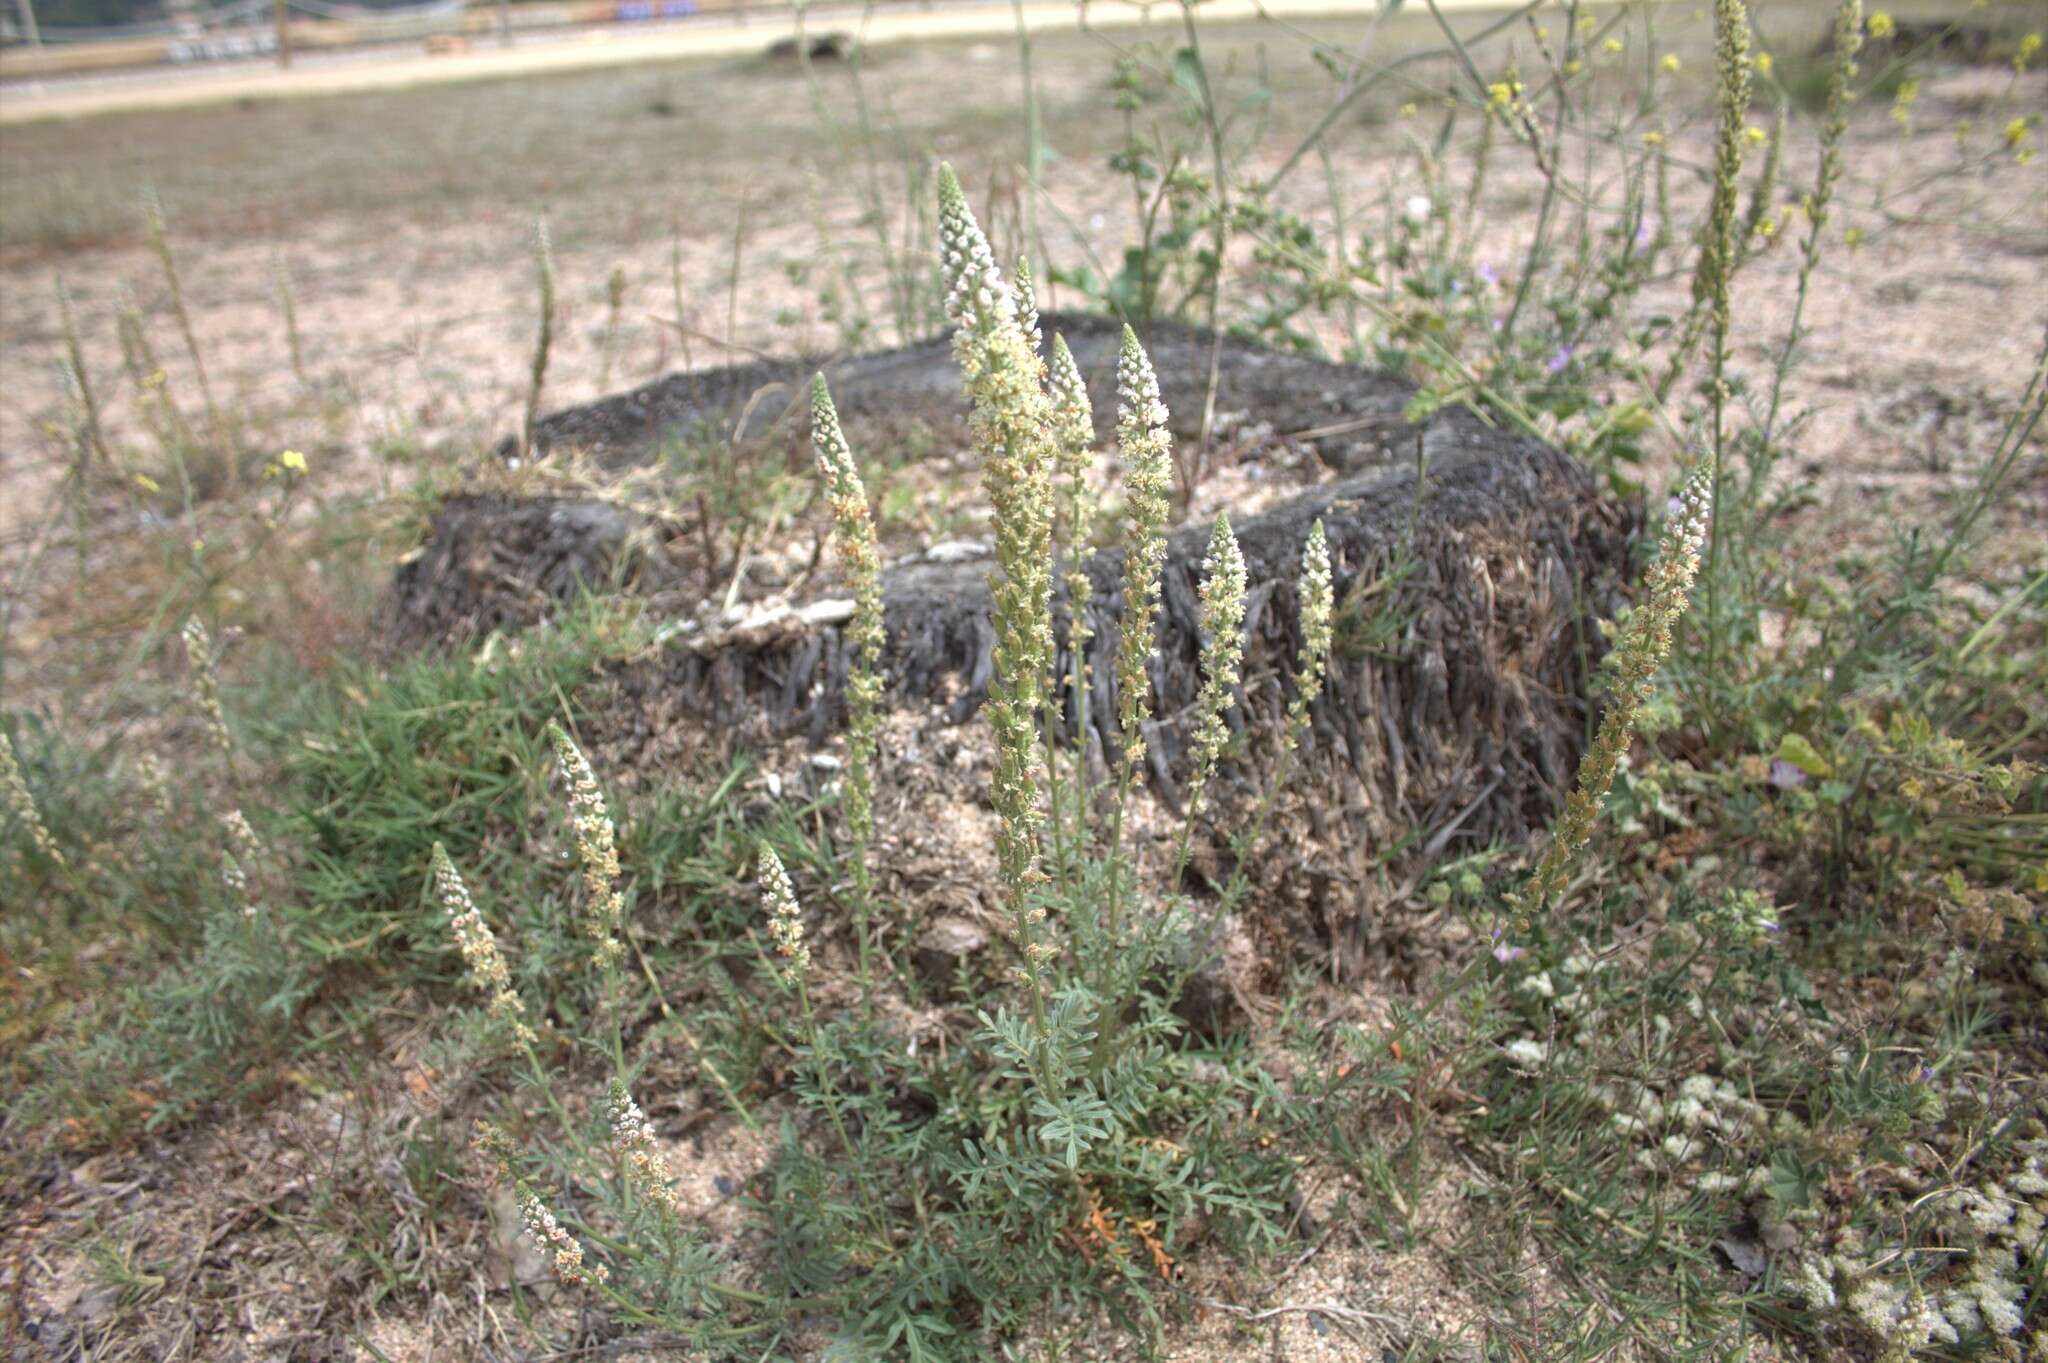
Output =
[{"x1": 415, "y1": 164, "x2": 1349, "y2": 1358}]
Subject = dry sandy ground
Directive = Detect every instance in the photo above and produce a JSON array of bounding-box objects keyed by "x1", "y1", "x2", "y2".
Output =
[
  {"x1": 0, "y1": 10, "x2": 2044, "y2": 1362},
  {"x1": 0, "y1": 0, "x2": 1515, "y2": 125}
]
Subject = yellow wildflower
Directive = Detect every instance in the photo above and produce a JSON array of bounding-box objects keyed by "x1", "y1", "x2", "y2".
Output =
[
  {"x1": 1604, "y1": 37, "x2": 1623, "y2": 54},
  {"x1": 278, "y1": 448, "x2": 307, "y2": 475},
  {"x1": 1756, "y1": 51, "x2": 1774, "y2": 76},
  {"x1": 2005, "y1": 117, "x2": 2031, "y2": 150},
  {"x1": 2018, "y1": 33, "x2": 2041, "y2": 74},
  {"x1": 1744, "y1": 125, "x2": 1767, "y2": 144},
  {"x1": 134, "y1": 472, "x2": 160, "y2": 493},
  {"x1": 1661, "y1": 53, "x2": 1681, "y2": 73},
  {"x1": 1867, "y1": 12, "x2": 1893, "y2": 40}
]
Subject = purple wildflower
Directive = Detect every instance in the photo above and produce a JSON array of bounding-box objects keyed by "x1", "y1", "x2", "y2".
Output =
[
  {"x1": 1477, "y1": 261, "x2": 1500, "y2": 286},
  {"x1": 1768, "y1": 761, "x2": 1807, "y2": 790},
  {"x1": 1546, "y1": 345, "x2": 1575, "y2": 375}
]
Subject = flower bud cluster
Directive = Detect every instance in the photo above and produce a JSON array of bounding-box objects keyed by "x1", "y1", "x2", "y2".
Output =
[
  {"x1": 607, "y1": 1079, "x2": 685, "y2": 1217},
  {"x1": 181, "y1": 619, "x2": 234, "y2": 762},
  {"x1": 938, "y1": 169, "x2": 1015, "y2": 336},
  {"x1": 1, "y1": 731, "x2": 63, "y2": 868},
  {"x1": 757, "y1": 845, "x2": 810, "y2": 984},
  {"x1": 432, "y1": 842, "x2": 533, "y2": 1041},
  {"x1": 135, "y1": 752, "x2": 172, "y2": 823},
  {"x1": 548, "y1": 723, "x2": 625, "y2": 968},
  {"x1": 518, "y1": 1186, "x2": 608, "y2": 1286},
  {"x1": 221, "y1": 808, "x2": 262, "y2": 914},
  {"x1": 1012, "y1": 255, "x2": 1042, "y2": 350}
]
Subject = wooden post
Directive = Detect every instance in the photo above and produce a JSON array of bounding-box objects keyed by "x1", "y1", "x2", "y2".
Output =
[
  {"x1": 274, "y1": 0, "x2": 291, "y2": 67},
  {"x1": 498, "y1": 0, "x2": 512, "y2": 49}
]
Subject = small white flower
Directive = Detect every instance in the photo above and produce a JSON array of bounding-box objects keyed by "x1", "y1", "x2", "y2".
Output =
[
  {"x1": 1503, "y1": 1038, "x2": 1549, "y2": 1067},
  {"x1": 1404, "y1": 194, "x2": 1433, "y2": 224},
  {"x1": 1790, "y1": 1257, "x2": 1837, "y2": 1310},
  {"x1": 1662, "y1": 1132, "x2": 1702, "y2": 1163}
]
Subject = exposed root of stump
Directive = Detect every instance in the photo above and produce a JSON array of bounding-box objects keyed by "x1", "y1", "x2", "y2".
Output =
[{"x1": 390, "y1": 314, "x2": 1637, "y2": 925}]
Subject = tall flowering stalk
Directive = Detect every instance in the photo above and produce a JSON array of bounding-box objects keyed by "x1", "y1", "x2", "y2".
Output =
[
  {"x1": 1139, "y1": 522, "x2": 1337, "y2": 1065},
  {"x1": 1284, "y1": 521, "x2": 1334, "y2": 752},
  {"x1": 181, "y1": 619, "x2": 235, "y2": 772},
  {"x1": 1045, "y1": 332, "x2": 1098, "y2": 876},
  {"x1": 54, "y1": 276, "x2": 107, "y2": 470},
  {"x1": 431, "y1": 842, "x2": 533, "y2": 1042},
  {"x1": 1109, "y1": 329, "x2": 1175, "y2": 778},
  {"x1": 144, "y1": 191, "x2": 227, "y2": 476},
  {"x1": 547, "y1": 722, "x2": 625, "y2": 969},
  {"x1": 937, "y1": 164, "x2": 1061, "y2": 1009},
  {"x1": 1690, "y1": 0, "x2": 1752, "y2": 348},
  {"x1": 1766, "y1": 0, "x2": 1860, "y2": 440},
  {"x1": 1, "y1": 731, "x2": 64, "y2": 869},
  {"x1": 1738, "y1": 105, "x2": 1788, "y2": 259},
  {"x1": 1171, "y1": 514, "x2": 1248, "y2": 884},
  {"x1": 811, "y1": 375, "x2": 885, "y2": 1010},
  {"x1": 1695, "y1": 0, "x2": 1752, "y2": 673},
  {"x1": 1208, "y1": 522, "x2": 1334, "y2": 908},
  {"x1": 522, "y1": 218, "x2": 557, "y2": 460},
  {"x1": 755, "y1": 843, "x2": 889, "y2": 1233},
  {"x1": 1101, "y1": 327, "x2": 1176, "y2": 947},
  {"x1": 1517, "y1": 470, "x2": 1714, "y2": 916}
]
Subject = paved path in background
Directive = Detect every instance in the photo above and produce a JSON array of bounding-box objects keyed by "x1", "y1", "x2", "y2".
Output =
[{"x1": 0, "y1": 0, "x2": 1515, "y2": 125}]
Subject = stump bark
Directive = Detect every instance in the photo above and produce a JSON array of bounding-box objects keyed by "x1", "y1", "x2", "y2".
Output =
[{"x1": 391, "y1": 313, "x2": 1636, "y2": 855}]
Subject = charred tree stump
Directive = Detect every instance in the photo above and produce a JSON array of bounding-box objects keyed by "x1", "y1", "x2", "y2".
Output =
[{"x1": 392, "y1": 314, "x2": 1636, "y2": 864}]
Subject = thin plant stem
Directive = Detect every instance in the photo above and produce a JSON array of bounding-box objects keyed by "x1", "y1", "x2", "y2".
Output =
[{"x1": 143, "y1": 192, "x2": 229, "y2": 484}]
